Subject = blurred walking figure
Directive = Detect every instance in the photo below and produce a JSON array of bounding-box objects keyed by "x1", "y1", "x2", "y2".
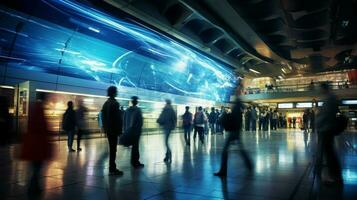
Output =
[
  {"x1": 208, "y1": 107, "x2": 217, "y2": 134},
  {"x1": 157, "y1": 99, "x2": 177, "y2": 163},
  {"x1": 316, "y1": 83, "x2": 343, "y2": 184},
  {"x1": 102, "y1": 86, "x2": 123, "y2": 175},
  {"x1": 250, "y1": 106, "x2": 257, "y2": 131},
  {"x1": 292, "y1": 116, "x2": 296, "y2": 129},
  {"x1": 271, "y1": 110, "x2": 278, "y2": 130},
  {"x1": 302, "y1": 109, "x2": 309, "y2": 133},
  {"x1": 182, "y1": 106, "x2": 193, "y2": 146},
  {"x1": 62, "y1": 101, "x2": 76, "y2": 152},
  {"x1": 75, "y1": 99, "x2": 87, "y2": 151},
  {"x1": 244, "y1": 107, "x2": 251, "y2": 131},
  {"x1": 214, "y1": 84, "x2": 253, "y2": 177},
  {"x1": 20, "y1": 93, "x2": 53, "y2": 194},
  {"x1": 123, "y1": 96, "x2": 144, "y2": 168},
  {"x1": 258, "y1": 108, "x2": 265, "y2": 131},
  {"x1": 215, "y1": 109, "x2": 221, "y2": 133},
  {"x1": 194, "y1": 106, "x2": 207, "y2": 144},
  {"x1": 0, "y1": 96, "x2": 12, "y2": 145}
]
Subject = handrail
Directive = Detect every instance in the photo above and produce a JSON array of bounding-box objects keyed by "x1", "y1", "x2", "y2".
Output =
[{"x1": 243, "y1": 81, "x2": 356, "y2": 95}]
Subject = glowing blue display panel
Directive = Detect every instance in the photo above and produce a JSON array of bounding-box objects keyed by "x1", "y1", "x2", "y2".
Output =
[{"x1": 0, "y1": 0, "x2": 237, "y2": 102}]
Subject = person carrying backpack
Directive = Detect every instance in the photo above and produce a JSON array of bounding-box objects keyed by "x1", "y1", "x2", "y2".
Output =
[
  {"x1": 194, "y1": 106, "x2": 207, "y2": 144},
  {"x1": 62, "y1": 101, "x2": 76, "y2": 152}
]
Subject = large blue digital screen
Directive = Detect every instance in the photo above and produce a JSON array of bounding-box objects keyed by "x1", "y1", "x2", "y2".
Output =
[{"x1": 0, "y1": 0, "x2": 237, "y2": 102}]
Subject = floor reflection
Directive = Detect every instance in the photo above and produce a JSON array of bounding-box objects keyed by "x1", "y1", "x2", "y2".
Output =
[{"x1": 0, "y1": 129, "x2": 356, "y2": 199}]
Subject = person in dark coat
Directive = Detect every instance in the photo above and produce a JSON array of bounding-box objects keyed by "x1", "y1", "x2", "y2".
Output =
[
  {"x1": 123, "y1": 96, "x2": 144, "y2": 168},
  {"x1": 101, "y1": 86, "x2": 123, "y2": 176},
  {"x1": 157, "y1": 99, "x2": 177, "y2": 163},
  {"x1": 208, "y1": 107, "x2": 217, "y2": 134},
  {"x1": 0, "y1": 96, "x2": 12, "y2": 145},
  {"x1": 214, "y1": 84, "x2": 253, "y2": 177},
  {"x1": 316, "y1": 83, "x2": 343, "y2": 184},
  {"x1": 182, "y1": 106, "x2": 193, "y2": 146},
  {"x1": 75, "y1": 100, "x2": 87, "y2": 151},
  {"x1": 302, "y1": 109, "x2": 309, "y2": 133},
  {"x1": 62, "y1": 101, "x2": 76, "y2": 152}
]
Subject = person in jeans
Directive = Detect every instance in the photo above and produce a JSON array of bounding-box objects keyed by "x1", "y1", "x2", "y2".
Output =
[
  {"x1": 157, "y1": 99, "x2": 177, "y2": 163},
  {"x1": 75, "y1": 99, "x2": 87, "y2": 151},
  {"x1": 123, "y1": 96, "x2": 144, "y2": 168},
  {"x1": 194, "y1": 106, "x2": 207, "y2": 144},
  {"x1": 214, "y1": 84, "x2": 253, "y2": 177},
  {"x1": 182, "y1": 106, "x2": 193, "y2": 146},
  {"x1": 101, "y1": 86, "x2": 123, "y2": 176},
  {"x1": 62, "y1": 101, "x2": 76, "y2": 152}
]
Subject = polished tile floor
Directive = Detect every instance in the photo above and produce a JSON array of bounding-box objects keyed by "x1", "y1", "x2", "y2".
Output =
[{"x1": 1, "y1": 129, "x2": 357, "y2": 200}]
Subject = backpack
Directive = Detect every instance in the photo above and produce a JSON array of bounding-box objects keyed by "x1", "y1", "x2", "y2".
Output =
[
  {"x1": 194, "y1": 112, "x2": 204, "y2": 125},
  {"x1": 333, "y1": 114, "x2": 348, "y2": 135}
]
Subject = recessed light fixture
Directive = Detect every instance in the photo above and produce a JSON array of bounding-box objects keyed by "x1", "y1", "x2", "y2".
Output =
[
  {"x1": 249, "y1": 69, "x2": 261, "y2": 74},
  {"x1": 281, "y1": 68, "x2": 286, "y2": 73}
]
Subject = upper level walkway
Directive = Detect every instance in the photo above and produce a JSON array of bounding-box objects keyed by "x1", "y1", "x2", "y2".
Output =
[
  {"x1": 242, "y1": 82, "x2": 357, "y2": 102},
  {"x1": 1, "y1": 129, "x2": 356, "y2": 200}
]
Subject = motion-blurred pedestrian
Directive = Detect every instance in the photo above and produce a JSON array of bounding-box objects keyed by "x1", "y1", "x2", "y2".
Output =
[
  {"x1": 20, "y1": 93, "x2": 53, "y2": 195},
  {"x1": 75, "y1": 99, "x2": 87, "y2": 151},
  {"x1": 157, "y1": 99, "x2": 177, "y2": 163},
  {"x1": 316, "y1": 83, "x2": 343, "y2": 184},
  {"x1": 0, "y1": 96, "x2": 12, "y2": 145},
  {"x1": 214, "y1": 84, "x2": 253, "y2": 177}
]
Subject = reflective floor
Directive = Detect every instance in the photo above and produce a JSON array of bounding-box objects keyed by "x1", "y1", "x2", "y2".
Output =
[{"x1": 1, "y1": 129, "x2": 357, "y2": 200}]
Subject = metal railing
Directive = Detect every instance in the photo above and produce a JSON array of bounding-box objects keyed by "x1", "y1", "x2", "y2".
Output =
[{"x1": 243, "y1": 81, "x2": 356, "y2": 95}]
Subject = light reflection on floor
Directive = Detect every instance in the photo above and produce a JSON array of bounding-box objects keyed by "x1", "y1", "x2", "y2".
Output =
[{"x1": 0, "y1": 129, "x2": 356, "y2": 199}]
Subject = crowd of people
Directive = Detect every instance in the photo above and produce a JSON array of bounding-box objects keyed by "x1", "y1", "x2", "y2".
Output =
[
  {"x1": 244, "y1": 107, "x2": 287, "y2": 131},
  {"x1": 0, "y1": 82, "x2": 347, "y2": 195}
]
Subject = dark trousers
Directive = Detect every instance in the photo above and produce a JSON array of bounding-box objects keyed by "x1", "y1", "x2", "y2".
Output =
[
  {"x1": 164, "y1": 129, "x2": 172, "y2": 157},
  {"x1": 259, "y1": 118, "x2": 264, "y2": 130},
  {"x1": 66, "y1": 130, "x2": 75, "y2": 149},
  {"x1": 131, "y1": 136, "x2": 140, "y2": 165},
  {"x1": 272, "y1": 119, "x2": 277, "y2": 130},
  {"x1": 317, "y1": 132, "x2": 342, "y2": 180},
  {"x1": 218, "y1": 132, "x2": 253, "y2": 174},
  {"x1": 183, "y1": 126, "x2": 191, "y2": 145},
  {"x1": 209, "y1": 123, "x2": 215, "y2": 134},
  {"x1": 245, "y1": 119, "x2": 250, "y2": 131},
  {"x1": 28, "y1": 161, "x2": 43, "y2": 192},
  {"x1": 215, "y1": 123, "x2": 221, "y2": 133},
  {"x1": 107, "y1": 134, "x2": 118, "y2": 171},
  {"x1": 251, "y1": 120, "x2": 256, "y2": 131},
  {"x1": 77, "y1": 129, "x2": 84, "y2": 149},
  {"x1": 194, "y1": 126, "x2": 204, "y2": 143}
]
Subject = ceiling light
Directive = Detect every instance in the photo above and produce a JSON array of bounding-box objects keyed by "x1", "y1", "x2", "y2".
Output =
[
  {"x1": 249, "y1": 69, "x2": 261, "y2": 74},
  {"x1": 88, "y1": 26, "x2": 100, "y2": 33},
  {"x1": 281, "y1": 68, "x2": 286, "y2": 73}
]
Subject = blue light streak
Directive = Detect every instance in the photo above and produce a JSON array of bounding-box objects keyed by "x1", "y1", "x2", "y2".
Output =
[{"x1": 0, "y1": 0, "x2": 238, "y2": 102}]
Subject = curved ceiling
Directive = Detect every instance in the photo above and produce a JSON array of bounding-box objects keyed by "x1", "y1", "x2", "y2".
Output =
[{"x1": 96, "y1": 0, "x2": 357, "y2": 77}]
